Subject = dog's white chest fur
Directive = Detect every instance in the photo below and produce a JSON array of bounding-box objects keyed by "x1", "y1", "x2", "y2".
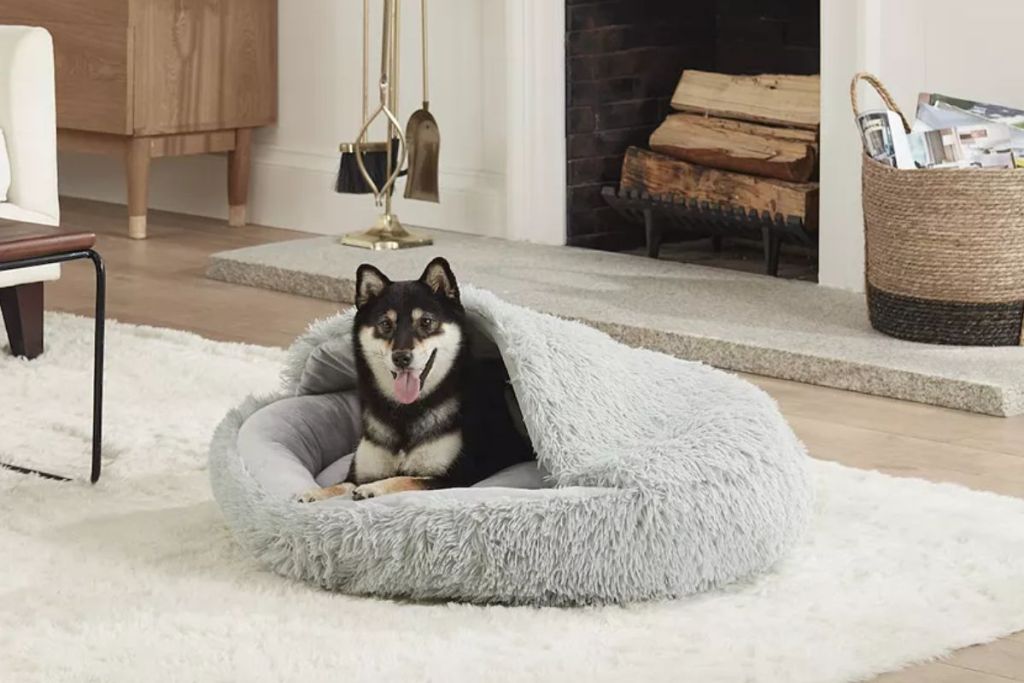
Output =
[
  {"x1": 354, "y1": 429, "x2": 463, "y2": 482},
  {"x1": 355, "y1": 399, "x2": 462, "y2": 482}
]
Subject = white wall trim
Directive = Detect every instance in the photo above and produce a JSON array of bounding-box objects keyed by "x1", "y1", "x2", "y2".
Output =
[
  {"x1": 503, "y1": 0, "x2": 566, "y2": 245},
  {"x1": 59, "y1": 145, "x2": 505, "y2": 238},
  {"x1": 253, "y1": 145, "x2": 502, "y2": 187}
]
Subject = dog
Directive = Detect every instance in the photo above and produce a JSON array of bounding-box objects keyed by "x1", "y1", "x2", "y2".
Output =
[{"x1": 298, "y1": 257, "x2": 533, "y2": 502}]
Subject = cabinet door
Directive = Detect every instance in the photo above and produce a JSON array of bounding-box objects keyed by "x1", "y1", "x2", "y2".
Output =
[
  {"x1": 48, "y1": 22, "x2": 132, "y2": 134},
  {"x1": 0, "y1": 1, "x2": 133, "y2": 135},
  {"x1": 132, "y1": 0, "x2": 277, "y2": 135}
]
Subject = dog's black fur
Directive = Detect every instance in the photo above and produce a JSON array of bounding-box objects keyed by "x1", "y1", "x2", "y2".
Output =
[{"x1": 336, "y1": 257, "x2": 533, "y2": 499}]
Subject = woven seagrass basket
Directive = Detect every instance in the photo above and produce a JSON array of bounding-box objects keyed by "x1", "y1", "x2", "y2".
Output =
[{"x1": 853, "y1": 73, "x2": 1024, "y2": 346}]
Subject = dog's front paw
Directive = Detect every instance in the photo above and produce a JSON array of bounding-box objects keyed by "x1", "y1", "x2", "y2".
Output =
[
  {"x1": 351, "y1": 484, "x2": 374, "y2": 501},
  {"x1": 353, "y1": 477, "x2": 430, "y2": 500},
  {"x1": 295, "y1": 489, "x2": 326, "y2": 503},
  {"x1": 295, "y1": 483, "x2": 355, "y2": 503},
  {"x1": 352, "y1": 481, "x2": 385, "y2": 501}
]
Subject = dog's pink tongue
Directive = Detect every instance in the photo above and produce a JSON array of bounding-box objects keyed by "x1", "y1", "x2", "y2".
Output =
[{"x1": 394, "y1": 370, "x2": 421, "y2": 404}]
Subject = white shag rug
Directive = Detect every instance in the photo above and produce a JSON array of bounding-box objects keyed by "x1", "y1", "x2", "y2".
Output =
[{"x1": 2, "y1": 314, "x2": 1024, "y2": 683}]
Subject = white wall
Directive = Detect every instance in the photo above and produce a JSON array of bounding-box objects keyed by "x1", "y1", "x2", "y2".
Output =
[
  {"x1": 58, "y1": 0, "x2": 510, "y2": 238},
  {"x1": 820, "y1": 0, "x2": 1024, "y2": 291},
  {"x1": 878, "y1": 0, "x2": 1024, "y2": 120}
]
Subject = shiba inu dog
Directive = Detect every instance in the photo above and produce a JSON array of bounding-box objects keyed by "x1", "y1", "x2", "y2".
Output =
[{"x1": 298, "y1": 257, "x2": 533, "y2": 502}]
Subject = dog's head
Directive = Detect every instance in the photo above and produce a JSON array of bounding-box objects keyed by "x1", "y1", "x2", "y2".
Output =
[{"x1": 353, "y1": 257, "x2": 465, "y2": 405}]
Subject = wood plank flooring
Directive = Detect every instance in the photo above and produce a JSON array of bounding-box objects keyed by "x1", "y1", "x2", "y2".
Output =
[{"x1": 43, "y1": 198, "x2": 1024, "y2": 683}]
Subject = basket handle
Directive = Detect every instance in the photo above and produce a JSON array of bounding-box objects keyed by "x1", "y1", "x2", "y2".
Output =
[{"x1": 851, "y1": 73, "x2": 911, "y2": 133}]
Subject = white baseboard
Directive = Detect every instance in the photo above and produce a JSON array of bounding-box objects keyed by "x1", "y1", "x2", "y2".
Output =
[{"x1": 57, "y1": 146, "x2": 507, "y2": 239}]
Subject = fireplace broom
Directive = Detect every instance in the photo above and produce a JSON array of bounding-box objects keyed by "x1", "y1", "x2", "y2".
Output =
[{"x1": 335, "y1": 0, "x2": 400, "y2": 195}]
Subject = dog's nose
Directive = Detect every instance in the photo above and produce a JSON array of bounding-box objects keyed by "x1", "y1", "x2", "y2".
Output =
[{"x1": 392, "y1": 350, "x2": 413, "y2": 369}]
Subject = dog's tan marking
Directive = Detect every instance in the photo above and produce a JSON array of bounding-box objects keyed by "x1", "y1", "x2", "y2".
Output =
[
  {"x1": 296, "y1": 482, "x2": 356, "y2": 503},
  {"x1": 400, "y1": 431, "x2": 462, "y2": 477},
  {"x1": 352, "y1": 476, "x2": 434, "y2": 500},
  {"x1": 411, "y1": 308, "x2": 423, "y2": 322},
  {"x1": 385, "y1": 309, "x2": 397, "y2": 323}
]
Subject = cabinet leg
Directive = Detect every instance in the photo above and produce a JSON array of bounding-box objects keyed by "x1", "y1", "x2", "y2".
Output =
[
  {"x1": 228, "y1": 128, "x2": 253, "y2": 227},
  {"x1": 126, "y1": 138, "x2": 151, "y2": 240},
  {"x1": 0, "y1": 282, "x2": 44, "y2": 359}
]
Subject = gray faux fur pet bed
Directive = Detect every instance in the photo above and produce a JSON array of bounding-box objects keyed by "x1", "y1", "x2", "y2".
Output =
[{"x1": 209, "y1": 287, "x2": 813, "y2": 605}]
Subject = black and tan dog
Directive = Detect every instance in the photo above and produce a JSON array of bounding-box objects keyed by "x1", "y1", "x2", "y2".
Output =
[{"x1": 299, "y1": 257, "x2": 533, "y2": 502}]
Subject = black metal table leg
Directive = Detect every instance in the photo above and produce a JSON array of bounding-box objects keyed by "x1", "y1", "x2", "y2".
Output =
[
  {"x1": 0, "y1": 249, "x2": 106, "y2": 483},
  {"x1": 88, "y1": 250, "x2": 106, "y2": 483}
]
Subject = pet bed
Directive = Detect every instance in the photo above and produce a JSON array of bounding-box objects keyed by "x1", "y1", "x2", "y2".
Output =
[{"x1": 209, "y1": 287, "x2": 813, "y2": 605}]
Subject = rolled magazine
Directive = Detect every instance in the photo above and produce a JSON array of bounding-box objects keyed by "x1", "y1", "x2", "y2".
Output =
[{"x1": 857, "y1": 109, "x2": 916, "y2": 169}]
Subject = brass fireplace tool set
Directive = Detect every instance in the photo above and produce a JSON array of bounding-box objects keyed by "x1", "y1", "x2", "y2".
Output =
[{"x1": 337, "y1": 0, "x2": 439, "y2": 250}]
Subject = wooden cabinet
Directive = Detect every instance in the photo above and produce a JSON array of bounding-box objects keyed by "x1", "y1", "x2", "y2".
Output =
[{"x1": 0, "y1": 0, "x2": 278, "y2": 238}]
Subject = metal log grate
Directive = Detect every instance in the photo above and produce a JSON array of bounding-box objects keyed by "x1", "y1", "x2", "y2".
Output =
[{"x1": 601, "y1": 186, "x2": 817, "y2": 277}]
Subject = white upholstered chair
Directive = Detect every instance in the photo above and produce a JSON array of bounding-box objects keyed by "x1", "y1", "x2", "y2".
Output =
[
  {"x1": 0, "y1": 25, "x2": 60, "y2": 291},
  {"x1": 0, "y1": 25, "x2": 60, "y2": 360}
]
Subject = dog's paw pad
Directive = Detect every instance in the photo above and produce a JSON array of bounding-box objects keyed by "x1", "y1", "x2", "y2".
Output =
[
  {"x1": 352, "y1": 485, "x2": 377, "y2": 501},
  {"x1": 296, "y1": 483, "x2": 356, "y2": 503},
  {"x1": 295, "y1": 490, "x2": 321, "y2": 503}
]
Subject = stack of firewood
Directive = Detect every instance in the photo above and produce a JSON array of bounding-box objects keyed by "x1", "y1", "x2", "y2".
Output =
[{"x1": 620, "y1": 70, "x2": 821, "y2": 229}]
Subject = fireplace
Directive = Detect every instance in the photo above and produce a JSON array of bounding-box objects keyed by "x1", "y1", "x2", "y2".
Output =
[{"x1": 565, "y1": 0, "x2": 821, "y2": 251}]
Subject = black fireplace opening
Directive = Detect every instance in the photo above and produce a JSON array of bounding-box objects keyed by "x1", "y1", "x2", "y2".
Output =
[{"x1": 565, "y1": 0, "x2": 821, "y2": 254}]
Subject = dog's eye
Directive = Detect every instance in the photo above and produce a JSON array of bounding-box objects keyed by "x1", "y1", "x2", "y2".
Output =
[
  {"x1": 419, "y1": 316, "x2": 436, "y2": 332},
  {"x1": 377, "y1": 319, "x2": 394, "y2": 336}
]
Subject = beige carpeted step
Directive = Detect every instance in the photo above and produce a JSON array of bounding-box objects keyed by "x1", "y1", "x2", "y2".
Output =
[{"x1": 206, "y1": 229, "x2": 1024, "y2": 416}]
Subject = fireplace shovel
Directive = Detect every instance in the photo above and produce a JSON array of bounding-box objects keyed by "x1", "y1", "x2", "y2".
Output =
[{"x1": 404, "y1": 0, "x2": 440, "y2": 203}]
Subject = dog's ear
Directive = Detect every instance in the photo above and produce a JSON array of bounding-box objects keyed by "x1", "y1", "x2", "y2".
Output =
[
  {"x1": 355, "y1": 264, "x2": 390, "y2": 309},
  {"x1": 419, "y1": 257, "x2": 459, "y2": 303}
]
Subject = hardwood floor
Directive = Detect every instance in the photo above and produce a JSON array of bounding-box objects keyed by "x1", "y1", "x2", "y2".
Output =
[
  {"x1": 51, "y1": 198, "x2": 340, "y2": 346},
  {"x1": 44, "y1": 198, "x2": 1024, "y2": 682}
]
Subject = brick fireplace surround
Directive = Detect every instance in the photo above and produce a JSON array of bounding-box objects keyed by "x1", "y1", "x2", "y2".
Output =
[{"x1": 566, "y1": 0, "x2": 821, "y2": 249}]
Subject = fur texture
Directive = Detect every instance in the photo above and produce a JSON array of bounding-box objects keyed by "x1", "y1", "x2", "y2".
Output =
[{"x1": 211, "y1": 287, "x2": 815, "y2": 605}]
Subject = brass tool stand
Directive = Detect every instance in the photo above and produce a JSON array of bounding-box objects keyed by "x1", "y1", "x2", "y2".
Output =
[
  {"x1": 340, "y1": 211, "x2": 431, "y2": 250},
  {"x1": 340, "y1": 0, "x2": 432, "y2": 250}
]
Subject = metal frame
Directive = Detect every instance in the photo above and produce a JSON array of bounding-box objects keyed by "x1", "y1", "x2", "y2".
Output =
[
  {"x1": 601, "y1": 187, "x2": 818, "y2": 277},
  {"x1": 0, "y1": 249, "x2": 105, "y2": 483}
]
